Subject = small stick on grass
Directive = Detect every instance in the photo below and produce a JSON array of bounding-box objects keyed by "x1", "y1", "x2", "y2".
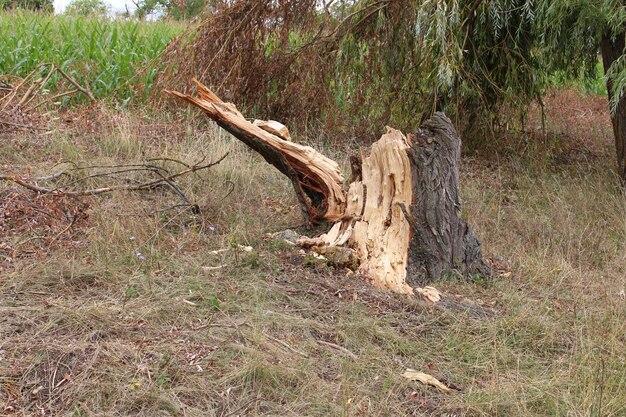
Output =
[
  {"x1": 264, "y1": 333, "x2": 309, "y2": 358},
  {"x1": 55, "y1": 67, "x2": 96, "y2": 103},
  {"x1": 18, "y1": 64, "x2": 56, "y2": 108},
  {"x1": 30, "y1": 89, "x2": 78, "y2": 110},
  {"x1": 0, "y1": 64, "x2": 46, "y2": 110},
  {"x1": 0, "y1": 120, "x2": 47, "y2": 130},
  {"x1": 317, "y1": 340, "x2": 357, "y2": 360}
]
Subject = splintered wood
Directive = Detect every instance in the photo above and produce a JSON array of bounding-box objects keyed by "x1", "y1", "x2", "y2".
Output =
[
  {"x1": 308, "y1": 128, "x2": 415, "y2": 293},
  {"x1": 168, "y1": 81, "x2": 490, "y2": 293},
  {"x1": 354, "y1": 128, "x2": 414, "y2": 293},
  {"x1": 166, "y1": 80, "x2": 345, "y2": 224},
  {"x1": 253, "y1": 119, "x2": 292, "y2": 141}
]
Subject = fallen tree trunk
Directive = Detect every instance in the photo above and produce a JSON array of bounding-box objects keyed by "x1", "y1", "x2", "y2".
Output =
[{"x1": 167, "y1": 81, "x2": 490, "y2": 293}]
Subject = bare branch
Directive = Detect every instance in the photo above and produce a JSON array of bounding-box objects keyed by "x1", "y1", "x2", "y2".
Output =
[
  {"x1": 55, "y1": 67, "x2": 96, "y2": 103},
  {"x1": 0, "y1": 153, "x2": 229, "y2": 202}
]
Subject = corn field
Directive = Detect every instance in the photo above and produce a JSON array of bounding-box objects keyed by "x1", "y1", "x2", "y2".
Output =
[{"x1": 0, "y1": 11, "x2": 184, "y2": 105}]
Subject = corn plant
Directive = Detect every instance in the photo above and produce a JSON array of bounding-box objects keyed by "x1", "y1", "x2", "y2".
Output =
[{"x1": 0, "y1": 10, "x2": 184, "y2": 105}]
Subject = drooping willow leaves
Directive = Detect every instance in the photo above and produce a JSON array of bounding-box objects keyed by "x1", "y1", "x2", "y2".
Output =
[{"x1": 159, "y1": 0, "x2": 624, "y2": 141}]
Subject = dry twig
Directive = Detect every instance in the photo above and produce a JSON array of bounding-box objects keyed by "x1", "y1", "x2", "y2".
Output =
[
  {"x1": 316, "y1": 340, "x2": 357, "y2": 360},
  {"x1": 1, "y1": 62, "x2": 96, "y2": 133},
  {"x1": 0, "y1": 153, "x2": 229, "y2": 211}
]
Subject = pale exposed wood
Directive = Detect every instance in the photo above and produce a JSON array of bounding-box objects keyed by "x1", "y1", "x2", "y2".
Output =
[
  {"x1": 253, "y1": 119, "x2": 292, "y2": 141},
  {"x1": 402, "y1": 369, "x2": 451, "y2": 393},
  {"x1": 351, "y1": 128, "x2": 414, "y2": 294},
  {"x1": 298, "y1": 118, "x2": 490, "y2": 293},
  {"x1": 416, "y1": 286, "x2": 442, "y2": 303},
  {"x1": 166, "y1": 80, "x2": 345, "y2": 224},
  {"x1": 305, "y1": 128, "x2": 415, "y2": 293}
]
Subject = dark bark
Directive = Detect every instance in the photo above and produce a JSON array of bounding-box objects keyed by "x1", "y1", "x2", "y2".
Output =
[
  {"x1": 600, "y1": 30, "x2": 626, "y2": 185},
  {"x1": 403, "y1": 112, "x2": 491, "y2": 285}
]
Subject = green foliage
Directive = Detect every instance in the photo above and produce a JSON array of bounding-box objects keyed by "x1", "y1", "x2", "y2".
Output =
[
  {"x1": 537, "y1": 0, "x2": 624, "y2": 78},
  {"x1": 536, "y1": 0, "x2": 626, "y2": 111},
  {"x1": 1, "y1": 0, "x2": 52, "y2": 12},
  {"x1": 3, "y1": 0, "x2": 624, "y2": 132},
  {"x1": 0, "y1": 10, "x2": 183, "y2": 105},
  {"x1": 134, "y1": 0, "x2": 209, "y2": 20},
  {"x1": 164, "y1": 0, "x2": 540, "y2": 132},
  {"x1": 325, "y1": 0, "x2": 625, "y2": 133},
  {"x1": 166, "y1": 0, "x2": 623, "y2": 142},
  {"x1": 607, "y1": 54, "x2": 626, "y2": 113},
  {"x1": 64, "y1": 0, "x2": 108, "y2": 17},
  {"x1": 328, "y1": 0, "x2": 543, "y2": 133},
  {"x1": 124, "y1": 285, "x2": 139, "y2": 299}
]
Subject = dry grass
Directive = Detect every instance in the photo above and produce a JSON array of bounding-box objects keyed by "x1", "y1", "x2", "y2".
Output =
[{"x1": 1, "y1": 93, "x2": 625, "y2": 416}]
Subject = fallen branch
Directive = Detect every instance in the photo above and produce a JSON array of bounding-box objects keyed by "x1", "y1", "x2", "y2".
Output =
[
  {"x1": 30, "y1": 89, "x2": 78, "y2": 111},
  {"x1": 316, "y1": 340, "x2": 357, "y2": 360},
  {"x1": 0, "y1": 153, "x2": 228, "y2": 210},
  {"x1": 1, "y1": 64, "x2": 45, "y2": 111},
  {"x1": 0, "y1": 120, "x2": 47, "y2": 130},
  {"x1": 56, "y1": 67, "x2": 96, "y2": 103},
  {"x1": 166, "y1": 80, "x2": 346, "y2": 227},
  {"x1": 18, "y1": 64, "x2": 56, "y2": 108}
]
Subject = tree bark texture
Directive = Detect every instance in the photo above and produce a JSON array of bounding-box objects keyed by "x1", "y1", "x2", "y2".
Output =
[
  {"x1": 601, "y1": 30, "x2": 626, "y2": 185},
  {"x1": 168, "y1": 82, "x2": 491, "y2": 293},
  {"x1": 403, "y1": 114, "x2": 491, "y2": 286}
]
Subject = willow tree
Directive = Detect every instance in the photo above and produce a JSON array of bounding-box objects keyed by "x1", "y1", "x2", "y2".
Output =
[
  {"x1": 332, "y1": 0, "x2": 625, "y2": 181},
  {"x1": 346, "y1": 0, "x2": 626, "y2": 181},
  {"x1": 536, "y1": 0, "x2": 626, "y2": 183},
  {"x1": 157, "y1": 0, "x2": 542, "y2": 134},
  {"x1": 329, "y1": 0, "x2": 542, "y2": 134},
  {"x1": 162, "y1": 1, "x2": 625, "y2": 180}
]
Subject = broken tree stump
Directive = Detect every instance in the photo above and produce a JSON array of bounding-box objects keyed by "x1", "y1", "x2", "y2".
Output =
[{"x1": 167, "y1": 81, "x2": 491, "y2": 293}]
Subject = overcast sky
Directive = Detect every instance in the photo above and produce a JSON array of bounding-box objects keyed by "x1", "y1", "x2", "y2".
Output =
[{"x1": 53, "y1": 0, "x2": 137, "y2": 14}]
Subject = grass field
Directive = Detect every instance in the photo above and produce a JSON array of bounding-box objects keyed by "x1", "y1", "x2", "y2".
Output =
[
  {"x1": 1, "y1": 87, "x2": 625, "y2": 416},
  {"x1": 0, "y1": 11, "x2": 184, "y2": 105}
]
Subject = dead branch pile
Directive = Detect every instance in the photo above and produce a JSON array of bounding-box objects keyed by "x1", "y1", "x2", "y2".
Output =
[
  {"x1": 156, "y1": 0, "x2": 335, "y2": 124},
  {"x1": 0, "y1": 154, "x2": 228, "y2": 209},
  {"x1": 0, "y1": 63, "x2": 95, "y2": 134},
  {"x1": 0, "y1": 154, "x2": 228, "y2": 267}
]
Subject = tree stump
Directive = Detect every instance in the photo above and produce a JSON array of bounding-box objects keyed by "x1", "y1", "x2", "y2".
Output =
[{"x1": 167, "y1": 81, "x2": 491, "y2": 293}]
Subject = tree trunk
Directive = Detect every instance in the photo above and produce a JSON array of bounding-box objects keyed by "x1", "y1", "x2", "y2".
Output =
[
  {"x1": 600, "y1": 30, "x2": 626, "y2": 185},
  {"x1": 168, "y1": 82, "x2": 491, "y2": 293},
  {"x1": 404, "y1": 114, "x2": 492, "y2": 286}
]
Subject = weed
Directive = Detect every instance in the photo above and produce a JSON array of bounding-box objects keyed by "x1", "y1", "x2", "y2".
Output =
[{"x1": 125, "y1": 285, "x2": 139, "y2": 299}]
